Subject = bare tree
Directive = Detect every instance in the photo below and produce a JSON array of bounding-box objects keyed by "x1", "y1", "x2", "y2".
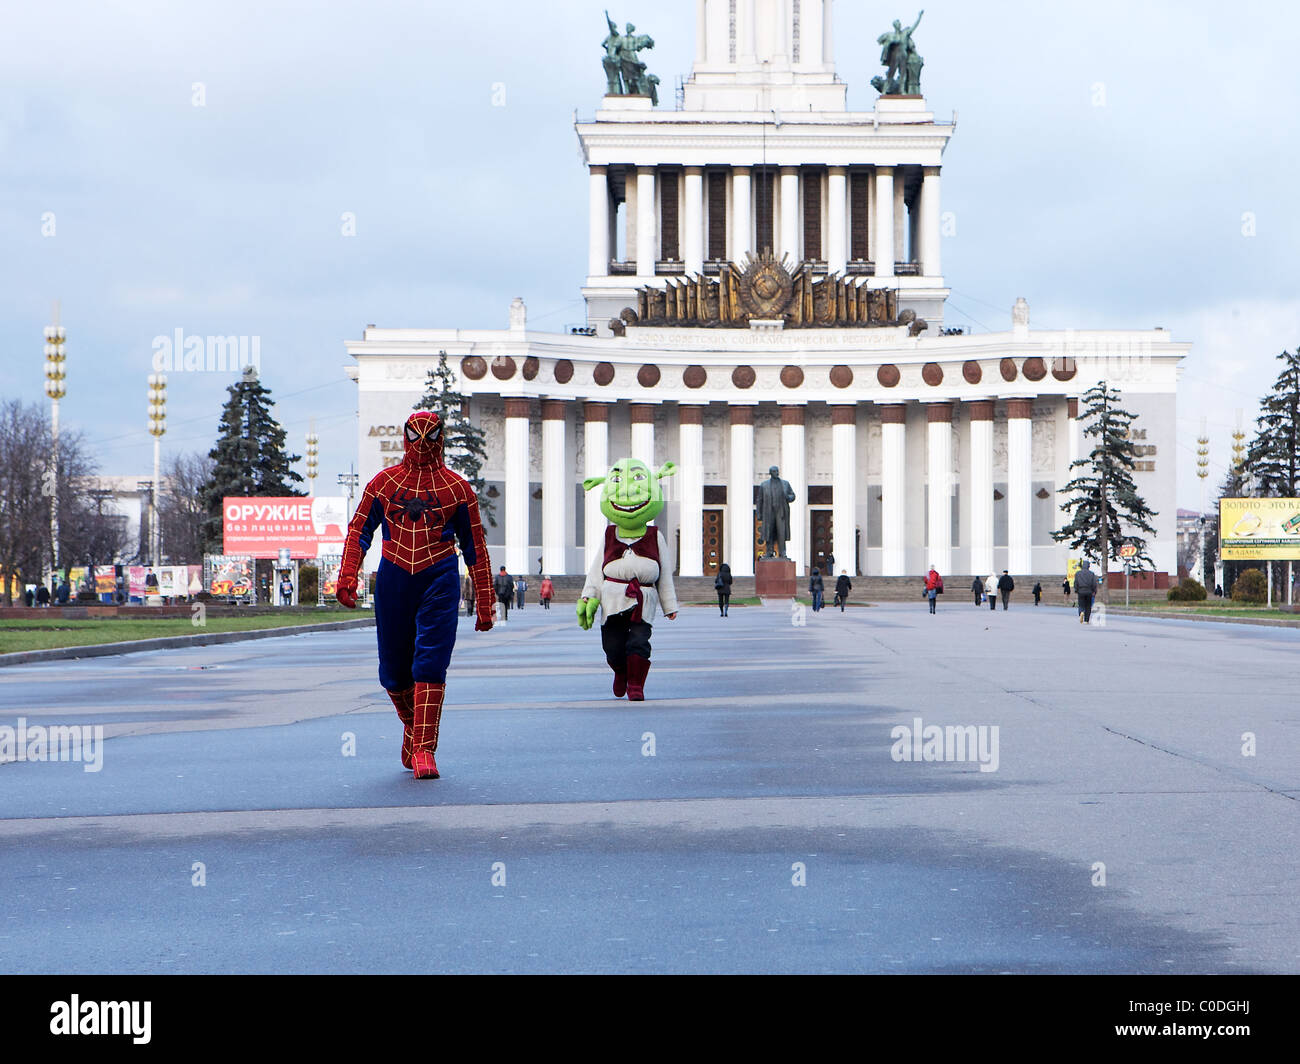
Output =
[
  {"x1": 0, "y1": 400, "x2": 49, "y2": 605},
  {"x1": 159, "y1": 451, "x2": 215, "y2": 564}
]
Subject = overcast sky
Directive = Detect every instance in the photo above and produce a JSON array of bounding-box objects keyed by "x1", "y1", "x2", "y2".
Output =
[{"x1": 2, "y1": 0, "x2": 1297, "y2": 510}]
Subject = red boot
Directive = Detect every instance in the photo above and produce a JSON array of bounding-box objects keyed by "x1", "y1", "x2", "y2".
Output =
[
  {"x1": 625, "y1": 654, "x2": 650, "y2": 701},
  {"x1": 612, "y1": 666, "x2": 628, "y2": 698},
  {"x1": 410, "y1": 681, "x2": 445, "y2": 779},
  {"x1": 387, "y1": 687, "x2": 415, "y2": 768}
]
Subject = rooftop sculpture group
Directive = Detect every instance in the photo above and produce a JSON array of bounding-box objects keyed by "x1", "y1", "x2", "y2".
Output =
[
  {"x1": 872, "y1": 10, "x2": 924, "y2": 96},
  {"x1": 601, "y1": 11, "x2": 660, "y2": 105}
]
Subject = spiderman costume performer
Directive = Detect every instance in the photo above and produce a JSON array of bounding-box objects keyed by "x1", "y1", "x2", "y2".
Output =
[{"x1": 336, "y1": 410, "x2": 495, "y2": 779}]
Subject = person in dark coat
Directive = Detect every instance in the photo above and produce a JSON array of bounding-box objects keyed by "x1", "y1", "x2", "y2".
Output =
[
  {"x1": 55, "y1": 580, "x2": 70, "y2": 605},
  {"x1": 809, "y1": 567, "x2": 824, "y2": 612},
  {"x1": 36, "y1": 584, "x2": 50, "y2": 607},
  {"x1": 493, "y1": 565, "x2": 514, "y2": 619},
  {"x1": 834, "y1": 571, "x2": 852, "y2": 611},
  {"x1": 1062, "y1": 576, "x2": 1071, "y2": 599},
  {"x1": 997, "y1": 571, "x2": 1015, "y2": 609},
  {"x1": 1073, "y1": 560, "x2": 1100, "y2": 624},
  {"x1": 971, "y1": 576, "x2": 983, "y2": 606},
  {"x1": 24, "y1": 588, "x2": 34, "y2": 607},
  {"x1": 1032, "y1": 581, "x2": 1042, "y2": 606},
  {"x1": 714, "y1": 563, "x2": 733, "y2": 616}
]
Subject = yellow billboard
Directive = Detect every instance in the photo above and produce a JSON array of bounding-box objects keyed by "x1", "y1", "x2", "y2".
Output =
[{"x1": 1219, "y1": 498, "x2": 1300, "y2": 560}]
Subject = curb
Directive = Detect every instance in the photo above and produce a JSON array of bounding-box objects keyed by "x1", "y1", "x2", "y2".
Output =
[
  {"x1": 0, "y1": 618, "x2": 377, "y2": 668},
  {"x1": 1105, "y1": 608, "x2": 1300, "y2": 630}
]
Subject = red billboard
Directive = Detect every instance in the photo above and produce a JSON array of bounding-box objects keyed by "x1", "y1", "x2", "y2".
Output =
[{"x1": 222, "y1": 497, "x2": 349, "y2": 559}]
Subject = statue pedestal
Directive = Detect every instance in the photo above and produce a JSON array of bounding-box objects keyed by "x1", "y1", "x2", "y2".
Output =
[{"x1": 755, "y1": 557, "x2": 797, "y2": 599}]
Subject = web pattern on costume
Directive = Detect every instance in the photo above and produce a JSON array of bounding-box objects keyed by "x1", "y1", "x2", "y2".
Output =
[{"x1": 339, "y1": 411, "x2": 495, "y2": 621}]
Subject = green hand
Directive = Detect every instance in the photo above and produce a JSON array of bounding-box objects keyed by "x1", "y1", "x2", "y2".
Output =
[{"x1": 577, "y1": 597, "x2": 599, "y2": 630}]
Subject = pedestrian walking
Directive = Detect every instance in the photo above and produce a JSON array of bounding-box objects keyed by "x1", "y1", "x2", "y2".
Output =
[
  {"x1": 1062, "y1": 576, "x2": 1070, "y2": 599},
  {"x1": 997, "y1": 571, "x2": 1015, "y2": 609},
  {"x1": 985, "y1": 573, "x2": 997, "y2": 611},
  {"x1": 1073, "y1": 559, "x2": 1099, "y2": 624},
  {"x1": 493, "y1": 565, "x2": 514, "y2": 620},
  {"x1": 36, "y1": 584, "x2": 50, "y2": 607},
  {"x1": 515, "y1": 575, "x2": 527, "y2": 610},
  {"x1": 462, "y1": 571, "x2": 475, "y2": 616},
  {"x1": 809, "y1": 567, "x2": 824, "y2": 612},
  {"x1": 715, "y1": 562, "x2": 733, "y2": 616},
  {"x1": 835, "y1": 571, "x2": 852, "y2": 611},
  {"x1": 971, "y1": 576, "x2": 984, "y2": 606},
  {"x1": 56, "y1": 579, "x2": 70, "y2": 605},
  {"x1": 539, "y1": 575, "x2": 554, "y2": 610},
  {"x1": 924, "y1": 566, "x2": 943, "y2": 614},
  {"x1": 1032, "y1": 581, "x2": 1042, "y2": 606},
  {"x1": 279, "y1": 574, "x2": 293, "y2": 605}
]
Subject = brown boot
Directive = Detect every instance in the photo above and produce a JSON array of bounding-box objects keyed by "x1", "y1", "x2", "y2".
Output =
[
  {"x1": 612, "y1": 666, "x2": 628, "y2": 698},
  {"x1": 387, "y1": 687, "x2": 415, "y2": 768},
  {"x1": 410, "y1": 681, "x2": 445, "y2": 779},
  {"x1": 625, "y1": 654, "x2": 650, "y2": 701}
]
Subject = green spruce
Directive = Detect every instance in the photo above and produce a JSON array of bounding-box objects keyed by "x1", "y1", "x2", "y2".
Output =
[
  {"x1": 413, "y1": 350, "x2": 497, "y2": 527},
  {"x1": 1244, "y1": 347, "x2": 1300, "y2": 497},
  {"x1": 1053, "y1": 382, "x2": 1158, "y2": 602}
]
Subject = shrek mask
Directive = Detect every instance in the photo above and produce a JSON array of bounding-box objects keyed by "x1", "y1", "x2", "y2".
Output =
[{"x1": 583, "y1": 458, "x2": 677, "y2": 536}]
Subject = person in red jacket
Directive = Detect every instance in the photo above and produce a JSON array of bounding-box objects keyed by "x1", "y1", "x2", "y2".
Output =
[
  {"x1": 924, "y1": 566, "x2": 944, "y2": 614},
  {"x1": 539, "y1": 575, "x2": 555, "y2": 610},
  {"x1": 335, "y1": 410, "x2": 495, "y2": 780}
]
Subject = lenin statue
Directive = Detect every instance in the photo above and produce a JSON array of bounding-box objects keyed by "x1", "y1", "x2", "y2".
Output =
[{"x1": 756, "y1": 465, "x2": 796, "y2": 559}]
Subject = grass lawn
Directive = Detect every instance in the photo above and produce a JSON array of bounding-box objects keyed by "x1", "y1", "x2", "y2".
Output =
[
  {"x1": 0, "y1": 612, "x2": 356, "y2": 654},
  {"x1": 1110, "y1": 602, "x2": 1298, "y2": 619}
]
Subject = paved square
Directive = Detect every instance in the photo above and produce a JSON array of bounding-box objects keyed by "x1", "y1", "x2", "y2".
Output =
[{"x1": 0, "y1": 601, "x2": 1295, "y2": 973}]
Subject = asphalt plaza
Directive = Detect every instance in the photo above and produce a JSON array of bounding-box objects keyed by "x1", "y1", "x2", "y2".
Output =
[{"x1": 0, "y1": 598, "x2": 1295, "y2": 974}]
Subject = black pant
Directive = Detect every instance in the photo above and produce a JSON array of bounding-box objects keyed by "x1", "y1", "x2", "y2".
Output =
[
  {"x1": 717, "y1": 591, "x2": 730, "y2": 615},
  {"x1": 1001, "y1": 593, "x2": 1011, "y2": 610},
  {"x1": 1078, "y1": 593, "x2": 1094, "y2": 622},
  {"x1": 988, "y1": 593, "x2": 996, "y2": 611},
  {"x1": 601, "y1": 612, "x2": 653, "y2": 668},
  {"x1": 497, "y1": 595, "x2": 510, "y2": 619}
]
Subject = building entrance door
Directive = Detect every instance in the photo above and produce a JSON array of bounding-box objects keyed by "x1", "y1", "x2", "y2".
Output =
[
  {"x1": 702, "y1": 509, "x2": 724, "y2": 576},
  {"x1": 811, "y1": 509, "x2": 833, "y2": 574}
]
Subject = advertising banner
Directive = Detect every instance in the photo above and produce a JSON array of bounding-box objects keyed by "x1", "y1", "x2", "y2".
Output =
[
  {"x1": 1219, "y1": 498, "x2": 1300, "y2": 560},
  {"x1": 222, "y1": 496, "x2": 348, "y2": 559},
  {"x1": 204, "y1": 555, "x2": 256, "y2": 601},
  {"x1": 319, "y1": 556, "x2": 342, "y2": 601}
]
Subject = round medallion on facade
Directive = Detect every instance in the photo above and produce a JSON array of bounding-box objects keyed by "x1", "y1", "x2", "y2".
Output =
[
  {"x1": 593, "y1": 362, "x2": 615, "y2": 386},
  {"x1": 731, "y1": 365, "x2": 756, "y2": 389},
  {"x1": 962, "y1": 360, "x2": 982, "y2": 384},
  {"x1": 460, "y1": 356, "x2": 487, "y2": 381},
  {"x1": 521, "y1": 356, "x2": 539, "y2": 381},
  {"x1": 780, "y1": 365, "x2": 805, "y2": 388},
  {"x1": 999, "y1": 357, "x2": 1018, "y2": 382},
  {"x1": 829, "y1": 365, "x2": 854, "y2": 389},
  {"x1": 1051, "y1": 357, "x2": 1078, "y2": 381},
  {"x1": 922, "y1": 362, "x2": 944, "y2": 386},
  {"x1": 738, "y1": 253, "x2": 795, "y2": 319},
  {"x1": 490, "y1": 355, "x2": 517, "y2": 380},
  {"x1": 876, "y1": 364, "x2": 900, "y2": 388},
  {"x1": 637, "y1": 364, "x2": 661, "y2": 388},
  {"x1": 553, "y1": 358, "x2": 574, "y2": 384},
  {"x1": 1022, "y1": 357, "x2": 1047, "y2": 381},
  {"x1": 683, "y1": 365, "x2": 707, "y2": 389}
]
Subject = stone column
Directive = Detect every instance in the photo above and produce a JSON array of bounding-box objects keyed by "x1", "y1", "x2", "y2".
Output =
[
  {"x1": 880, "y1": 403, "x2": 906, "y2": 575},
  {"x1": 504, "y1": 397, "x2": 530, "y2": 575},
  {"x1": 1007, "y1": 398, "x2": 1034, "y2": 574},
  {"x1": 822, "y1": 0, "x2": 833, "y2": 63},
  {"x1": 729, "y1": 405, "x2": 755, "y2": 577},
  {"x1": 827, "y1": 165, "x2": 847, "y2": 274},
  {"x1": 893, "y1": 171, "x2": 906, "y2": 265},
  {"x1": 920, "y1": 166, "x2": 941, "y2": 278},
  {"x1": 636, "y1": 166, "x2": 656, "y2": 278},
  {"x1": 831, "y1": 405, "x2": 857, "y2": 576},
  {"x1": 679, "y1": 405, "x2": 705, "y2": 578},
  {"x1": 630, "y1": 403, "x2": 655, "y2": 466},
  {"x1": 781, "y1": 405, "x2": 807, "y2": 575},
  {"x1": 583, "y1": 402, "x2": 609, "y2": 572},
  {"x1": 684, "y1": 166, "x2": 705, "y2": 276},
  {"x1": 968, "y1": 400, "x2": 994, "y2": 577},
  {"x1": 926, "y1": 402, "x2": 953, "y2": 575},
  {"x1": 779, "y1": 167, "x2": 800, "y2": 263},
  {"x1": 541, "y1": 400, "x2": 567, "y2": 576},
  {"x1": 1062, "y1": 396, "x2": 1080, "y2": 542},
  {"x1": 874, "y1": 166, "x2": 894, "y2": 278},
  {"x1": 588, "y1": 165, "x2": 609, "y2": 278},
  {"x1": 731, "y1": 167, "x2": 752, "y2": 262}
]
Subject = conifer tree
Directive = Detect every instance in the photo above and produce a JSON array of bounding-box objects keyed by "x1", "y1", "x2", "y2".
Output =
[
  {"x1": 199, "y1": 367, "x2": 303, "y2": 552},
  {"x1": 413, "y1": 350, "x2": 497, "y2": 527},
  {"x1": 1053, "y1": 381, "x2": 1158, "y2": 602},
  {"x1": 1244, "y1": 347, "x2": 1300, "y2": 498}
]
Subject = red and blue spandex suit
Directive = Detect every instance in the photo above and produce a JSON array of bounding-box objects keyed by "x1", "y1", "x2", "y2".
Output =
[{"x1": 336, "y1": 410, "x2": 494, "y2": 779}]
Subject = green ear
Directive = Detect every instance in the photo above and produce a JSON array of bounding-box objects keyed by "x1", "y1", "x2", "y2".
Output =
[
  {"x1": 583, "y1": 475, "x2": 606, "y2": 492},
  {"x1": 656, "y1": 461, "x2": 678, "y2": 480}
]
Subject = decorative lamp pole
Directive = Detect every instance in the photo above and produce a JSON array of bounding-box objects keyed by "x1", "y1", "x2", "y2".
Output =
[
  {"x1": 1195, "y1": 420, "x2": 1210, "y2": 586},
  {"x1": 147, "y1": 373, "x2": 167, "y2": 565},
  {"x1": 305, "y1": 428, "x2": 319, "y2": 496},
  {"x1": 43, "y1": 304, "x2": 67, "y2": 587}
]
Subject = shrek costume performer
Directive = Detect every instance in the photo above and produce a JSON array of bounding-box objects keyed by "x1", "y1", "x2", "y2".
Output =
[{"x1": 577, "y1": 458, "x2": 680, "y2": 701}]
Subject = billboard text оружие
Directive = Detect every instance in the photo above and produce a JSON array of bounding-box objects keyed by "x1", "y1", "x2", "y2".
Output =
[{"x1": 222, "y1": 497, "x2": 348, "y2": 559}]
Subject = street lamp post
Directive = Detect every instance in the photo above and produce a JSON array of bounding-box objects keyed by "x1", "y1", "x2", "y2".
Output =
[
  {"x1": 43, "y1": 304, "x2": 67, "y2": 590},
  {"x1": 147, "y1": 374, "x2": 167, "y2": 565},
  {"x1": 305, "y1": 429, "x2": 319, "y2": 496}
]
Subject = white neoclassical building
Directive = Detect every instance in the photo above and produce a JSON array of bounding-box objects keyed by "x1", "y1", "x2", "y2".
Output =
[{"x1": 346, "y1": 0, "x2": 1185, "y2": 583}]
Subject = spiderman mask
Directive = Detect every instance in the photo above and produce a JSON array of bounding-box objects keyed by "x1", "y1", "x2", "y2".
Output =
[{"x1": 403, "y1": 411, "x2": 444, "y2": 467}]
